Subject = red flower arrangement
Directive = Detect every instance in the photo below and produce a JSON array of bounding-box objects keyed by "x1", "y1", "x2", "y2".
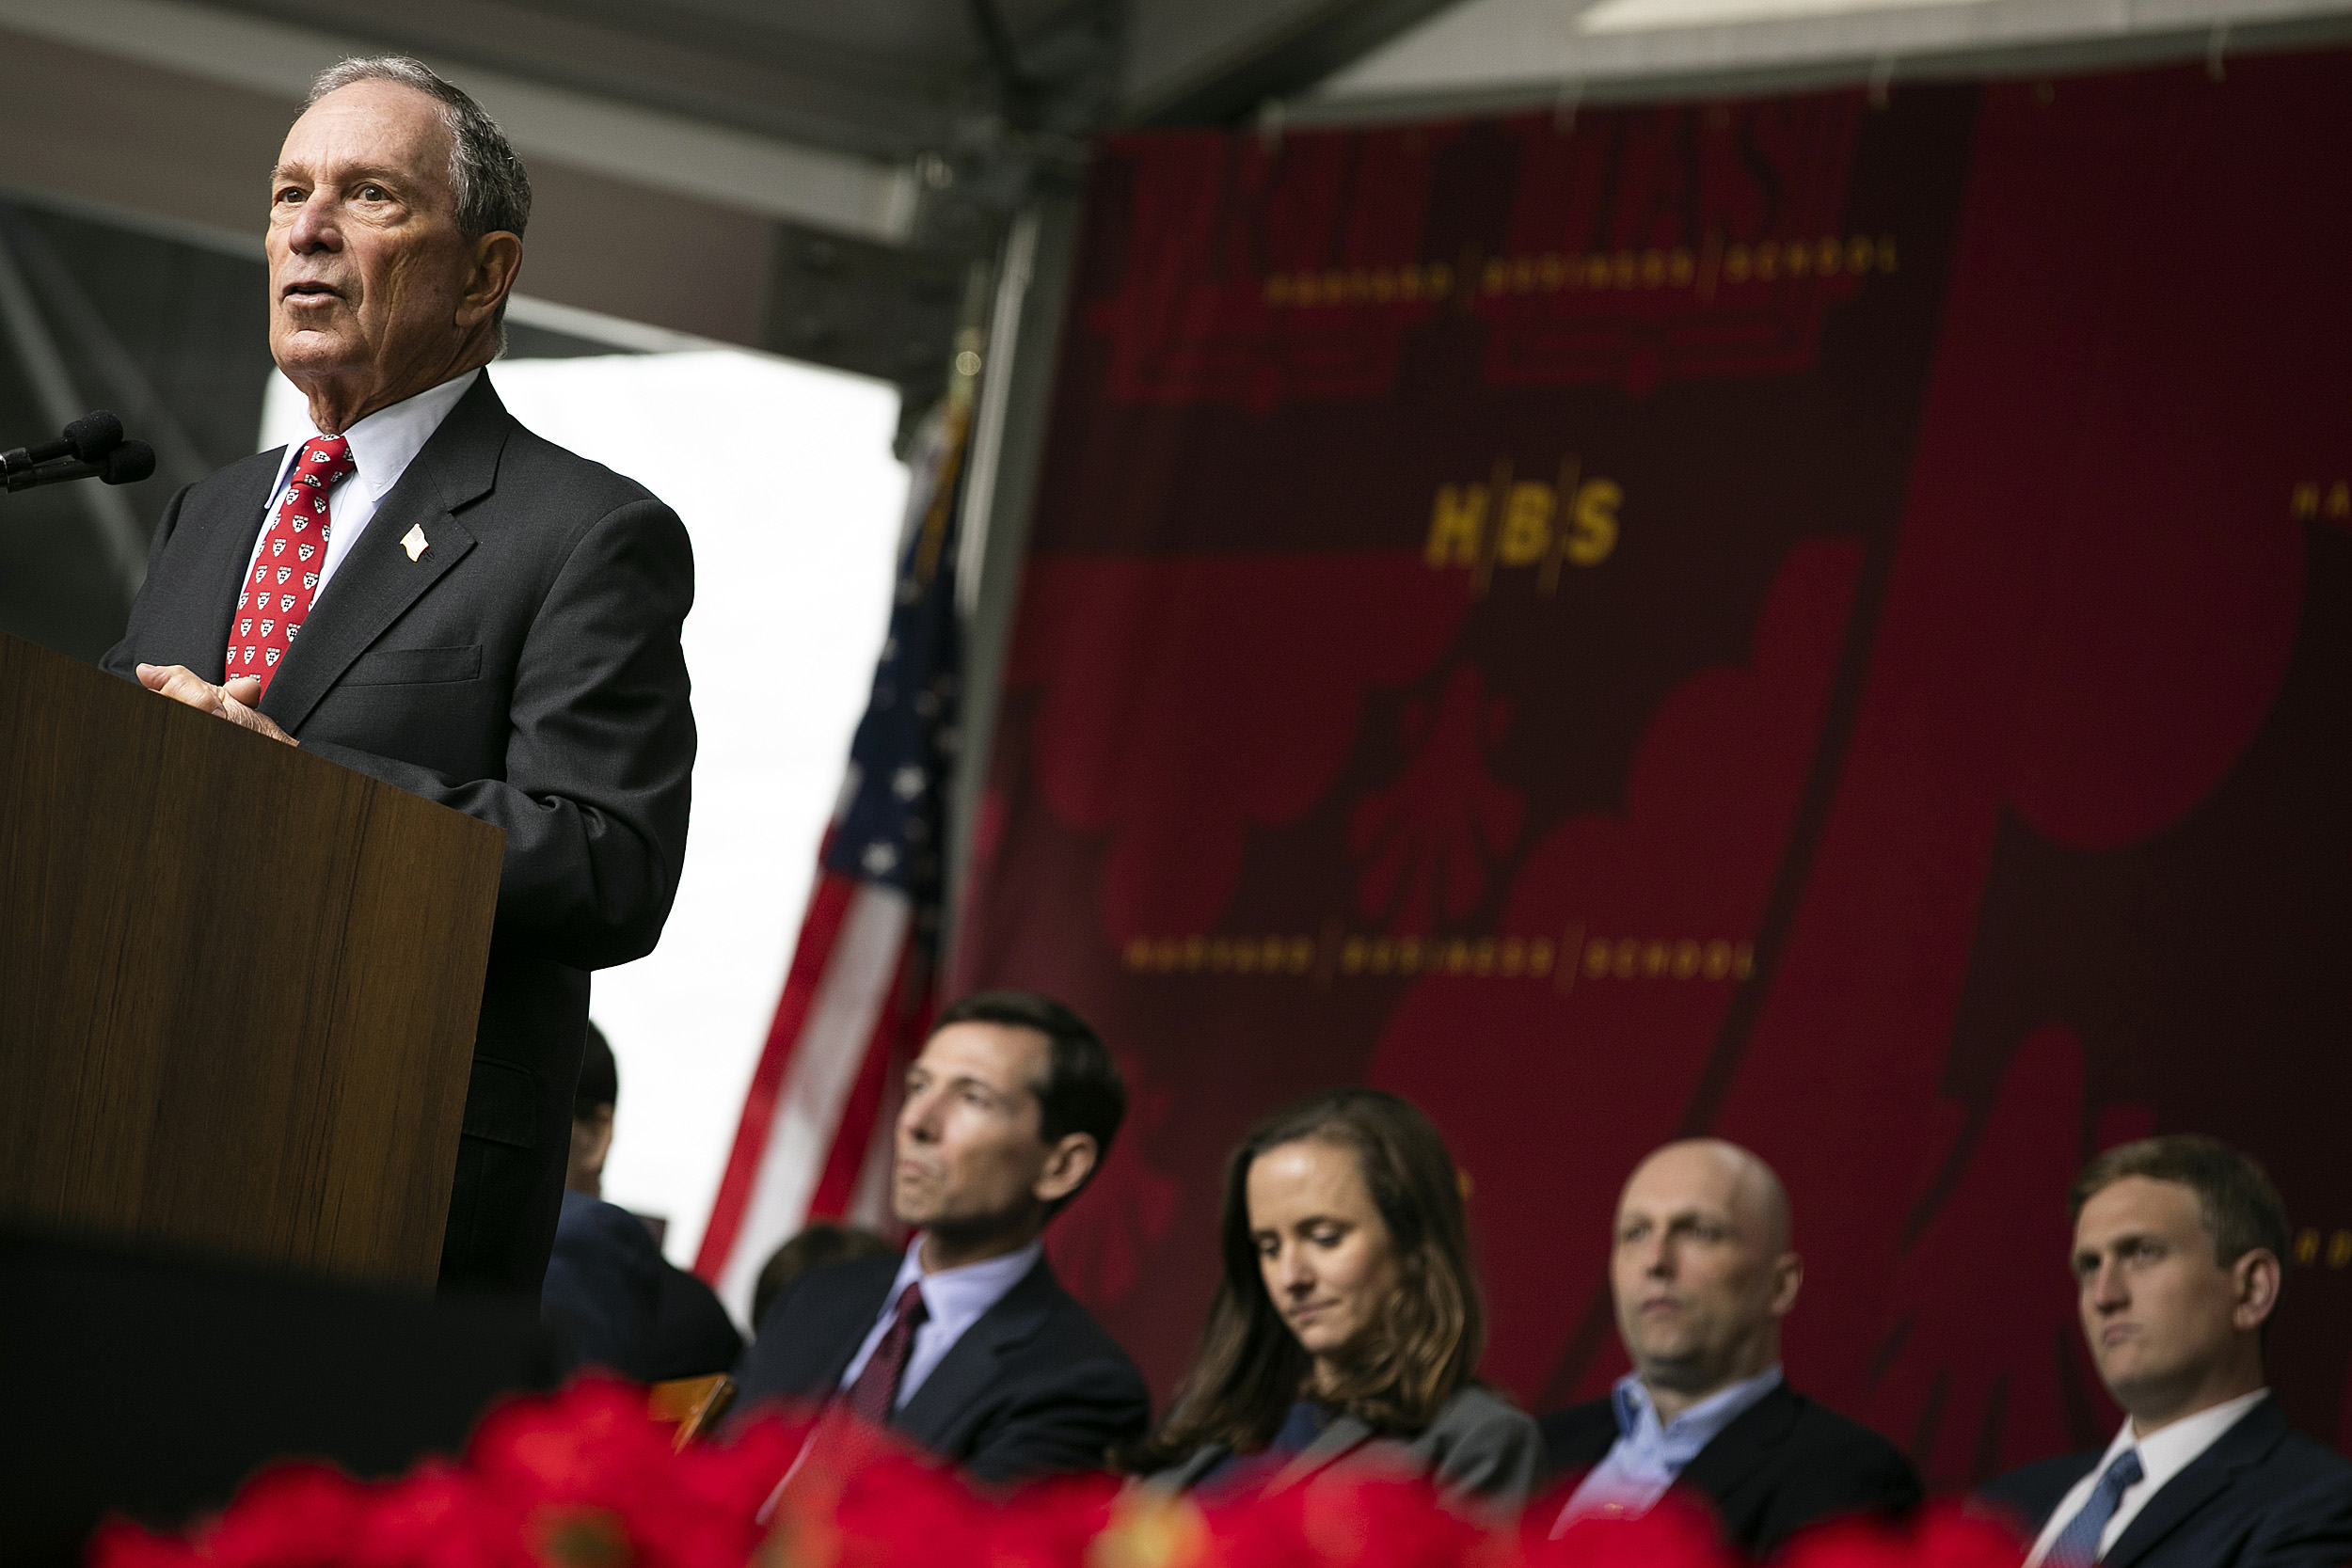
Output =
[{"x1": 88, "y1": 1381, "x2": 2026, "y2": 1568}]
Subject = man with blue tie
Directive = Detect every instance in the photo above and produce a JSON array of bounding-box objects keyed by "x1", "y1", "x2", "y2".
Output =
[{"x1": 1980, "y1": 1136, "x2": 2352, "y2": 1568}]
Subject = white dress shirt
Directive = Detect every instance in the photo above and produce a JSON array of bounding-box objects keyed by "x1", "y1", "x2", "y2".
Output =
[
  {"x1": 2025, "y1": 1389, "x2": 2271, "y2": 1566},
  {"x1": 836, "y1": 1236, "x2": 1043, "y2": 1412},
  {"x1": 243, "y1": 370, "x2": 480, "y2": 608}
]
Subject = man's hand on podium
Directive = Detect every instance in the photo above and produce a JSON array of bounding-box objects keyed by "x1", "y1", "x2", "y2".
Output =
[{"x1": 135, "y1": 664, "x2": 299, "y2": 747}]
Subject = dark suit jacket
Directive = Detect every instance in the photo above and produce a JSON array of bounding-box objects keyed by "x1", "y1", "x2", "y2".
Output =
[
  {"x1": 101, "y1": 374, "x2": 694, "y2": 1294},
  {"x1": 1543, "y1": 1383, "x2": 1922, "y2": 1560},
  {"x1": 1977, "y1": 1397, "x2": 2352, "y2": 1568},
  {"x1": 734, "y1": 1251, "x2": 1150, "y2": 1485},
  {"x1": 542, "y1": 1191, "x2": 741, "y2": 1383}
]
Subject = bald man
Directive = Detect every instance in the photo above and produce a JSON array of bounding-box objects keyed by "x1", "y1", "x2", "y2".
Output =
[{"x1": 1542, "y1": 1140, "x2": 1920, "y2": 1559}]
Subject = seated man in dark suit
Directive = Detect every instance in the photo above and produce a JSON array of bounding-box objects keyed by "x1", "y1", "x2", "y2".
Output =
[
  {"x1": 733, "y1": 991, "x2": 1149, "y2": 1484},
  {"x1": 541, "y1": 1022, "x2": 741, "y2": 1382},
  {"x1": 1978, "y1": 1136, "x2": 2352, "y2": 1568},
  {"x1": 1543, "y1": 1140, "x2": 1919, "y2": 1558}
]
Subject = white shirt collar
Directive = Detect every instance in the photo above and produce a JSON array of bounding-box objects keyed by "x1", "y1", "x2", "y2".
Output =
[
  {"x1": 2024, "y1": 1389, "x2": 2269, "y2": 1568},
  {"x1": 891, "y1": 1233, "x2": 1043, "y2": 1336},
  {"x1": 270, "y1": 367, "x2": 480, "y2": 505},
  {"x1": 2116, "y1": 1387, "x2": 2270, "y2": 1491}
]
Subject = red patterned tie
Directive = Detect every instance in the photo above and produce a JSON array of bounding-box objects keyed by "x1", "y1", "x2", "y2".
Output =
[
  {"x1": 228, "y1": 435, "x2": 353, "y2": 697},
  {"x1": 841, "y1": 1282, "x2": 928, "y2": 1426}
]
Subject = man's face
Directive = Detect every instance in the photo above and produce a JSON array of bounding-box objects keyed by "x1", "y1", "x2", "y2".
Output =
[
  {"x1": 892, "y1": 1022, "x2": 1057, "y2": 1235},
  {"x1": 1610, "y1": 1145, "x2": 1792, "y2": 1393},
  {"x1": 266, "y1": 81, "x2": 474, "y2": 399},
  {"x1": 2074, "y1": 1177, "x2": 2255, "y2": 1415}
]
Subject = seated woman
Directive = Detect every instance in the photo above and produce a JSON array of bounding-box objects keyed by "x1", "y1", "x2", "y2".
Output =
[{"x1": 1127, "y1": 1087, "x2": 1539, "y2": 1513}]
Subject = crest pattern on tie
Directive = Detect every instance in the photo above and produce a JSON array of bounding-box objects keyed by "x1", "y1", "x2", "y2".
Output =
[
  {"x1": 228, "y1": 435, "x2": 353, "y2": 697},
  {"x1": 841, "y1": 1281, "x2": 928, "y2": 1427},
  {"x1": 2043, "y1": 1448, "x2": 2145, "y2": 1567}
]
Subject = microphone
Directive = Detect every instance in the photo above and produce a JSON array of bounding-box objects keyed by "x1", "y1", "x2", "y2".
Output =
[
  {"x1": 1, "y1": 411, "x2": 124, "y2": 477},
  {"x1": 4, "y1": 439, "x2": 157, "y2": 493}
]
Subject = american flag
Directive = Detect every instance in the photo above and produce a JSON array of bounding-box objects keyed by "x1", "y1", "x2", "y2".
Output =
[{"x1": 695, "y1": 404, "x2": 966, "y2": 1324}]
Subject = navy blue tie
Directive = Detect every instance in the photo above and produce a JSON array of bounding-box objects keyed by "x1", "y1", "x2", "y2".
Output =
[{"x1": 2044, "y1": 1449, "x2": 2145, "y2": 1567}]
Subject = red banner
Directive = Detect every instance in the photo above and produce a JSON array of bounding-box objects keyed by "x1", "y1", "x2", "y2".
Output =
[{"x1": 956, "y1": 52, "x2": 2352, "y2": 1485}]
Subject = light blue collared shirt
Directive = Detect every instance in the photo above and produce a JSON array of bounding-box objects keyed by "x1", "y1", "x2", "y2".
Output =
[
  {"x1": 1552, "y1": 1365, "x2": 1785, "y2": 1535},
  {"x1": 836, "y1": 1236, "x2": 1042, "y2": 1411}
]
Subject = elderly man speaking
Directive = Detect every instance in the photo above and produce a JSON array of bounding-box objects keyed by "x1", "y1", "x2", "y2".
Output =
[{"x1": 101, "y1": 58, "x2": 695, "y2": 1296}]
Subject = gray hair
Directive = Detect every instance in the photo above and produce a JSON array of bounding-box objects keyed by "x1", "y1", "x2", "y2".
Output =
[{"x1": 308, "y1": 56, "x2": 532, "y2": 241}]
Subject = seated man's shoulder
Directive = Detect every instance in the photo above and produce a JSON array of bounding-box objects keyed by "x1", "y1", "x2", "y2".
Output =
[
  {"x1": 1020, "y1": 1266, "x2": 1146, "y2": 1381},
  {"x1": 1742, "y1": 1388, "x2": 1921, "y2": 1510},
  {"x1": 734, "y1": 1252, "x2": 902, "y2": 1400},
  {"x1": 1537, "y1": 1396, "x2": 1620, "y2": 1468},
  {"x1": 758, "y1": 1252, "x2": 900, "y2": 1332},
  {"x1": 649, "y1": 1259, "x2": 744, "y2": 1382},
  {"x1": 1975, "y1": 1450, "x2": 2099, "y2": 1539},
  {"x1": 554, "y1": 1192, "x2": 663, "y2": 1265},
  {"x1": 2255, "y1": 1425, "x2": 2352, "y2": 1502},
  {"x1": 1779, "y1": 1389, "x2": 1917, "y2": 1468}
]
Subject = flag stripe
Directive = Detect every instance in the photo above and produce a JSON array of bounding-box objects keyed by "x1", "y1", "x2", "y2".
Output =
[
  {"x1": 805, "y1": 943, "x2": 933, "y2": 1223},
  {"x1": 803, "y1": 991, "x2": 898, "y2": 1225},
  {"x1": 697, "y1": 400, "x2": 967, "y2": 1329},
  {"x1": 707, "y1": 882, "x2": 912, "y2": 1322},
  {"x1": 843, "y1": 1085, "x2": 898, "y2": 1232},
  {"x1": 693, "y1": 864, "x2": 861, "y2": 1278}
]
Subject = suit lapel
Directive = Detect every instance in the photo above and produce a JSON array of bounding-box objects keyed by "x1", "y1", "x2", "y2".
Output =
[
  {"x1": 2104, "y1": 1399, "x2": 2284, "y2": 1568},
  {"x1": 811, "y1": 1264, "x2": 899, "y2": 1395},
  {"x1": 1268, "y1": 1414, "x2": 1375, "y2": 1493},
  {"x1": 893, "y1": 1256, "x2": 1058, "y2": 1449},
  {"x1": 261, "y1": 376, "x2": 506, "y2": 733},
  {"x1": 1675, "y1": 1382, "x2": 1801, "y2": 1506},
  {"x1": 180, "y1": 451, "x2": 285, "y2": 682}
]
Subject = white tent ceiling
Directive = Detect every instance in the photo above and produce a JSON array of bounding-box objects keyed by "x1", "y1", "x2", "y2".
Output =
[{"x1": 2, "y1": 0, "x2": 2345, "y2": 366}]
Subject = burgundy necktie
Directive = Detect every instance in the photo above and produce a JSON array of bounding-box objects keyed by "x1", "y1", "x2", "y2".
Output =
[
  {"x1": 842, "y1": 1282, "x2": 928, "y2": 1426},
  {"x1": 228, "y1": 435, "x2": 353, "y2": 697}
]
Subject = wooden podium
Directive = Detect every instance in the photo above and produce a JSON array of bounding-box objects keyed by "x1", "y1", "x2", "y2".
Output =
[{"x1": 0, "y1": 632, "x2": 502, "y2": 1288}]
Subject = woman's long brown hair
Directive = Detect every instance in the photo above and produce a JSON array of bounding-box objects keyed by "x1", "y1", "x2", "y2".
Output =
[{"x1": 1123, "y1": 1087, "x2": 1486, "y2": 1471}]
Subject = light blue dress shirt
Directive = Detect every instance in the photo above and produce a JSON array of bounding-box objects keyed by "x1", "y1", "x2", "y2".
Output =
[
  {"x1": 1552, "y1": 1364, "x2": 1786, "y2": 1535},
  {"x1": 835, "y1": 1237, "x2": 1043, "y2": 1411}
]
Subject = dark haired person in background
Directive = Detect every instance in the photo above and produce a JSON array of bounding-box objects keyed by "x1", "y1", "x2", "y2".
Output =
[
  {"x1": 541, "y1": 1022, "x2": 740, "y2": 1382},
  {"x1": 1543, "y1": 1140, "x2": 1918, "y2": 1557},
  {"x1": 1979, "y1": 1136, "x2": 2352, "y2": 1568},
  {"x1": 1131, "y1": 1088, "x2": 1540, "y2": 1514},
  {"x1": 732, "y1": 991, "x2": 1149, "y2": 1483}
]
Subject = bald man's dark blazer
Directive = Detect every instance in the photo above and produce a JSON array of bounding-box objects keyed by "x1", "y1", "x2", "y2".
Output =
[
  {"x1": 1542, "y1": 1384, "x2": 1921, "y2": 1560},
  {"x1": 101, "y1": 372, "x2": 694, "y2": 1294}
]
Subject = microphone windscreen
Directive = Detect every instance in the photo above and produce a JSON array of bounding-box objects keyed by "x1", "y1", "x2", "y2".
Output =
[
  {"x1": 103, "y1": 440, "x2": 156, "y2": 485},
  {"x1": 64, "y1": 410, "x2": 124, "y2": 463}
]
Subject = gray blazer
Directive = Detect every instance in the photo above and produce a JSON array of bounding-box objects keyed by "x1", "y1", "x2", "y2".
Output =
[{"x1": 1152, "y1": 1385, "x2": 1542, "y2": 1516}]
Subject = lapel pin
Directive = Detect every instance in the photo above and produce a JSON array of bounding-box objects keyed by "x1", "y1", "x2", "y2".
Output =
[{"x1": 402, "y1": 523, "x2": 429, "y2": 562}]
